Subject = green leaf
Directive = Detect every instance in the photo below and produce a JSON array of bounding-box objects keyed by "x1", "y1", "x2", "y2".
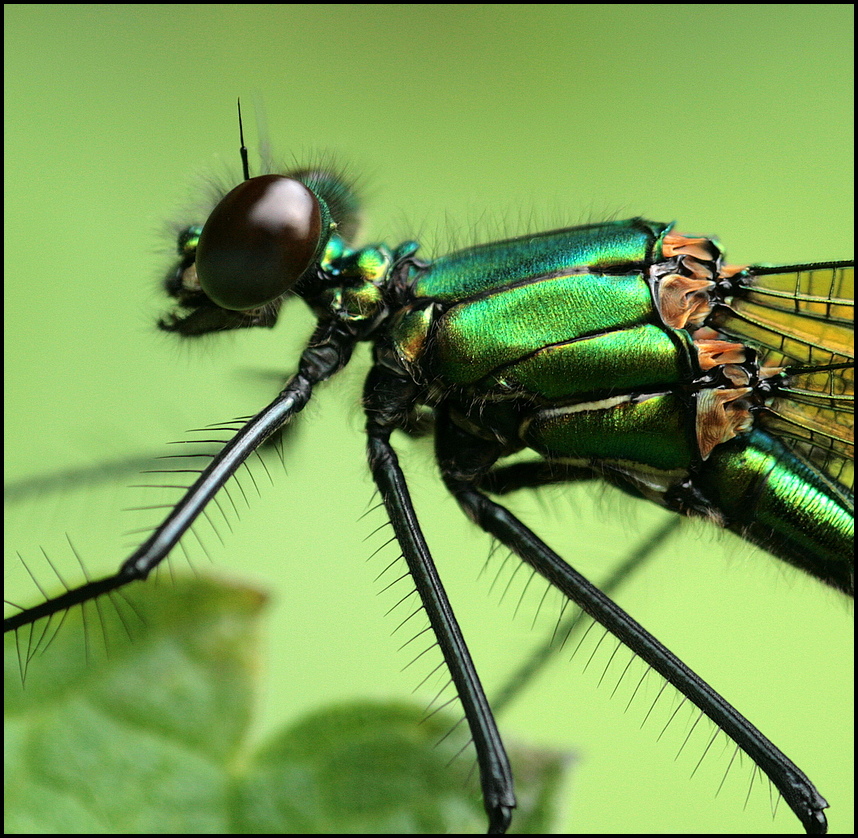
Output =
[{"x1": 5, "y1": 577, "x2": 572, "y2": 833}]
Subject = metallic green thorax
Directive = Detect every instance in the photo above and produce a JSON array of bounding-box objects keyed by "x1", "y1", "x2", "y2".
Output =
[
  {"x1": 390, "y1": 219, "x2": 719, "y2": 474},
  {"x1": 379, "y1": 219, "x2": 853, "y2": 585}
]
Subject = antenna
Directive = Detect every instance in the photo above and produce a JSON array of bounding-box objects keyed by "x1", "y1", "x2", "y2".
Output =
[{"x1": 237, "y1": 98, "x2": 250, "y2": 181}]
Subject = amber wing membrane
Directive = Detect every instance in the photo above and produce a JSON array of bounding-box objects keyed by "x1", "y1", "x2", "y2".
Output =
[{"x1": 709, "y1": 262, "x2": 854, "y2": 493}]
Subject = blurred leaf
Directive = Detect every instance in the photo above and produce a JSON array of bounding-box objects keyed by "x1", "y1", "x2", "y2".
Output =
[{"x1": 5, "y1": 577, "x2": 572, "y2": 833}]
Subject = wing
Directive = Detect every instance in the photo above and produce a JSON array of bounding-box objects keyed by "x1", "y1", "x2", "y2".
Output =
[{"x1": 710, "y1": 261, "x2": 854, "y2": 495}]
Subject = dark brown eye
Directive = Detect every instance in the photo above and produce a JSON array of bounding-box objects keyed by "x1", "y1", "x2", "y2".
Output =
[{"x1": 195, "y1": 175, "x2": 322, "y2": 311}]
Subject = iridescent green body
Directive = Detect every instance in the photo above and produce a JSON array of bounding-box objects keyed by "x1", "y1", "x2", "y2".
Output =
[{"x1": 331, "y1": 217, "x2": 853, "y2": 592}]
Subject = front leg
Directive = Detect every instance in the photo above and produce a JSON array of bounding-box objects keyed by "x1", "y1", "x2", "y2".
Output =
[{"x1": 363, "y1": 365, "x2": 515, "y2": 834}]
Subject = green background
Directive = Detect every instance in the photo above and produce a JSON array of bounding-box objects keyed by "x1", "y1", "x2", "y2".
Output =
[{"x1": 5, "y1": 4, "x2": 853, "y2": 834}]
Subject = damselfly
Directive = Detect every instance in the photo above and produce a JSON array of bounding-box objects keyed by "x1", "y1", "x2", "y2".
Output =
[{"x1": 5, "y1": 115, "x2": 853, "y2": 834}]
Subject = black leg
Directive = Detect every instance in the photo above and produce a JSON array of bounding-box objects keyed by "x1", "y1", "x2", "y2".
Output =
[
  {"x1": 4, "y1": 320, "x2": 357, "y2": 634},
  {"x1": 364, "y1": 366, "x2": 515, "y2": 834},
  {"x1": 452, "y1": 453, "x2": 683, "y2": 717},
  {"x1": 478, "y1": 459, "x2": 601, "y2": 494},
  {"x1": 490, "y1": 515, "x2": 682, "y2": 716},
  {"x1": 435, "y1": 413, "x2": 828, "y2": 835}
]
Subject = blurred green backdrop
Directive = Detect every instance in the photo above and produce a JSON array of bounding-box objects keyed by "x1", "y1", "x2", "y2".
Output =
[{"x1": 5, "y1": 5, "x2": 853, "y2": 834}]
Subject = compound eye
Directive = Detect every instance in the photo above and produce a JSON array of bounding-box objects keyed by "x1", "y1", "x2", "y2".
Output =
[{"x1": 195, "y1": 175, "x2": 322, "y2": 311}]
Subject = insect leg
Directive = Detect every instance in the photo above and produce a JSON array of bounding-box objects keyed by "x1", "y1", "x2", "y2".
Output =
[
  {"x1": 435, "y1": 411, "x2": 829, "y2": 835},
  {"x1": 364, "y1": 365, "x2": 515, "y2": 834},
  {"x1": 4, "y1": 320, "x2": 356, "y2": 634}
]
